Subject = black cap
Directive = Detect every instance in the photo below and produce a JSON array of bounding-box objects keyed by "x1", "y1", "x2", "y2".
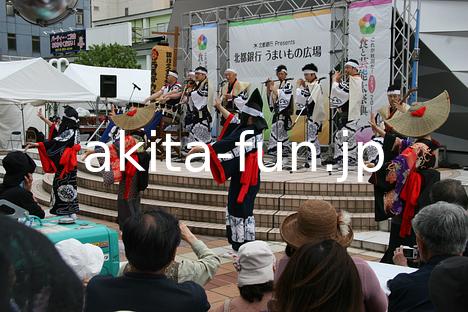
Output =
[
  {"x1": 63, "y1": 105, "x2": 78, "y2": 121},
  {"x1": 387, "y1": 84, "x2": 401, "y2": 92},
  {"x1": 2, "y1": 151, "x2": 36, "y2": 186},
  {"x1": 241, "y1": 89, "x2": 268, "y2": 131}
]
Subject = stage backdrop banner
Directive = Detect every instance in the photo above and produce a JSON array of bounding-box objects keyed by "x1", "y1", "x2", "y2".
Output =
[
  {"x1": 191, "y1": 23, "x2": 218, "y2": 86},
  {"x1": 348, "y1": 0, "x2": 393, "y2": 112},
  {"x1": 151, "y1": 45, "x2": 174, "y2": 93},
  {"x1": 228, "y1": 10, "x2": 331, "y2": 143}
]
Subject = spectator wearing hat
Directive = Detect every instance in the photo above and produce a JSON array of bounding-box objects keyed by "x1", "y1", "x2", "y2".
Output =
[
  {"x1": 429, "y1": 256, "x2": 468, "y2": 312},
  {"x1": 276, "y1": 200, "x2": 387, "y2": 312},
  {"x1": 85, "y1": 210, "x2": 210, "y2": 312},
  {"x1": 213, "y1": 241, "x2": 274, "y2": 312},
  {"x1": 274, "y1": 240, "x2": 363, "y2": 312},
  {"x1": 387, "y1": 202, "x2": 468, "y2": 312},
  {"x1": 0, "y1": 151, "x2": 44, "y2": 218}
]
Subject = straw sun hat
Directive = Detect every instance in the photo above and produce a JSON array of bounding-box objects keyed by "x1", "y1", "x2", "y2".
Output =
[
  {"x1": 111, "y1": 103, "x2": 156, "y2": 131},
  {"x1": 386, "y1": 90, "x2": 450, "y2": 138},
  {"x1": 280, "y1": 200, "x2": 353, "y2": 249}
]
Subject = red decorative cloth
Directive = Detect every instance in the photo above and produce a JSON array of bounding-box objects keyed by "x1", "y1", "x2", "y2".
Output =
[
  {"x1": 48, "y1": 124, "x2": 56, "y2": 141},
  {"x1": 123, "y1": 154, "x2": 139, "y2": 200},
  {"x1": 218, "y1": 113, "x2": 235, "y2": 141},
  {"x1": 208, "y1": 144, "x2": 226, "y2": 184},
  {"x1": 59, "y1": 144, "x2": 81, "y2": 179},
  {"x1": 400, "y1": 169, "x2": 422, "y2": 237},
  {"x1": 109, "y1": 135, "x2": 140, "y2": 200},
  {"x1": 37, "y1": 142, "x2": 57, "y2": 174},
  {"x1": 237, "y1": 151, "x2": 260, "y2": 204},
  {"x1": 411, "y1": 106, "x2": 426, "y2": 117}
]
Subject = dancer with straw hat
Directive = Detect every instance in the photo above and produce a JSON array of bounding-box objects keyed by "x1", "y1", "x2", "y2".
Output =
[
  {"x1": 83, "y1": 105, "x2": 153, "y2": 229},
  {"x1": 369, "y1": 90, "x2": 451, "y2": 264}
]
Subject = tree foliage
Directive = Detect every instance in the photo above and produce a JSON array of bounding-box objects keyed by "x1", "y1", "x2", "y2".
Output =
[{"x1": 74, "y1": 43, "x2": 141, "y2": 69}]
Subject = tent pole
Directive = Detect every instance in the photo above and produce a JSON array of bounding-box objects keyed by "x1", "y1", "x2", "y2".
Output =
[{"x1": 21, "y1": 104, "x2": 25, "y2": 147}]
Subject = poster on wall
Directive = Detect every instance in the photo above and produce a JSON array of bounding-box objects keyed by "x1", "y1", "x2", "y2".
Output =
[
  {"x1": 191, "y1": 23, "x2": 218, "y2": 86},
  {"x1": 348, "y1": 0, "x2": 393, "y2": 112},
  {"x1": 151, "y1": 45, "x2": 174, "y2": 93},
  {"x1": 50, "y1": 29, "x2": 86, "y2": 55},
  {"x1": 228, "y1": 10, "x2": 331, "y2": 143}
]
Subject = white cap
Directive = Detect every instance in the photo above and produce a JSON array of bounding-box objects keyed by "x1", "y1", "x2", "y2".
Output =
[
  {"x1": 55, "y1": 238, "x2": 105, "y2": 281},
  {"x1": 167, "y1": 71, "x2": 179, "y2": 79},
  {"x1": 237, "y1": 241, "x2": 275, "y2": 287}
]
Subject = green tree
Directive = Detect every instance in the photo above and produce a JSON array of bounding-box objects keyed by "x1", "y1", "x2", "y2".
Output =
[{"x1": 74, "y1": 43, "x2": 141, "y2": 69}]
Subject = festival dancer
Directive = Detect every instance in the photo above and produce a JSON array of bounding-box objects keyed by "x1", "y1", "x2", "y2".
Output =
[
  {"x1": 82, "y1": 105, "x2": 152, "y2": 229},
  {"x1": 369, "y1": 91, "x2": 450, "y2": 264},
  {"x1": 26, "y1": 106, "x2": 81, "y2": 216},
  {"x1": 266, "y1": 65, "x2": 293, "y2": 157},
  {"x1": 295, "y1": 63, "x2": 327, "y2": 166},
  {"x1": 189, "y1": 89, "x2": 267, "y2": 251},
  {"x1": 331, "y1": 59, "x2": 363, "y2": 167}
]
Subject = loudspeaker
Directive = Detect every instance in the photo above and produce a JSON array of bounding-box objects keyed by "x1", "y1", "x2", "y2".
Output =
[{"x1": 100, "y1": 75, "x2": 117, "y2": 98}]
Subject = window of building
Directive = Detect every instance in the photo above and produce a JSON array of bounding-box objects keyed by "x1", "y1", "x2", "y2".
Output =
[
  {"x1": 157, "y1": 23, "x2": 168, "y2": 32},
  {"x1": 125, "y1": 7, "x2": 129, "y2": 16},
  {"x1": 93, "y1": 6, "x2": 99, "y2": 11},
  {"x1": 6, "y1": 1, "x2": 15, "y2": 16},
  {"x1": 7, "y1": 33, "x2": 16, "y2": 51},
  {"x1": 76, "y1": 8, "x2": 84, "y2": 25},
  {"x1": 32, "y1": 36, "x2": 41, "y2": 53}
]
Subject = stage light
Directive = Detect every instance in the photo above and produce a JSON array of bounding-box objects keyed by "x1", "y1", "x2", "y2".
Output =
[{"x1": 11, "y1": 0, "x2": 79, "y2": 27}]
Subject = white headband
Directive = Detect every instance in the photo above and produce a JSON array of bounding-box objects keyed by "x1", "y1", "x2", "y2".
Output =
[
  {"x1": 303, "y1": 70, "x2": 316, "y2": 74},
  {"x1": 277, "y1": 69, "x2": 288, "y2": 74},
  {"x1": 225, "y1": 68, "x2": 237, "y2": 75},
  {"x1": 387, "y1": 90, "x2": 401, "y2": 95},
  {"x1": 195, "y1": 69, "x2": 207, "y2": 75},
  {"x1": 188, "y1": 71, "x2": 195, "y2": 76},
  {"x1": 241, "y1": 105, "x2": 264, "y2": 118},
  {"x1": 345, "y1": 61, "x2": 359, "y2": 69},
  {"x1": 168, "y1": 71, "x2": 178, "y2": 79}
]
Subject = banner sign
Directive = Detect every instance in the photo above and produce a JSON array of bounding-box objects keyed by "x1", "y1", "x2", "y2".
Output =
[
  {"x1": 348, "y1": 0, "x2": 393, "y2": 112},
  {"x1": 151, "y1": 45, "x2": 174, "y2": 93},
  {"x1": 50, "y1": 29, "x2": 86, "y2": 55},
  {"x1": 191, "y1": 23, "x2": 218, "y2": 86},
  {"x1": 228, "y1": 10, "x2": 331, "y2": 83}
]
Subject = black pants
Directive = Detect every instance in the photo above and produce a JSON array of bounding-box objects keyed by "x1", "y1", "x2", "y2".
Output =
[{"x1": 381, "y1": 221, "x2": 416, "y2": 264}]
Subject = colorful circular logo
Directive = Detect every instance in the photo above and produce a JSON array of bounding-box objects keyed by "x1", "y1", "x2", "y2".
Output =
[
  {"x1": 197, "y1": 34, "x2": 208, "y2": 50},
  {"x1": 359, "y1": 14, "x2": 377, "y2": 35}
]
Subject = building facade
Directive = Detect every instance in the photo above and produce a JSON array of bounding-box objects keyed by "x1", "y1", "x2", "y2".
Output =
[
  {"x1": 0, "y1": 0, "x2": 92, "y2": 60},
  {"x1": 91, "y1": 0, "x2": 172, "y2": 69}
]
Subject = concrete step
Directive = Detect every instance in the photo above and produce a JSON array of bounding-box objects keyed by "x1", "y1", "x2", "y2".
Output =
[
  {"x1": 351, "y1": 231, "x2": 390, "y2": 254},
  {"x1": 75, "y1": 170, "x2": 375, "y2": 213},
  {"x1": 42, "y1": 174, "x2": 380, "y2": 231}
]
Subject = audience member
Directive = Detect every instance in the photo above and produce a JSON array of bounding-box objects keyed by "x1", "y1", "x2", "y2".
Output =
[
  {"x1": 430, "y1": 179, "x2": 468, "y2": 209},
  {"x1": 85, "y1": 210, "x2": 210, "y2": 312},
  {"x1": 429, "y1": 256, "x2": 468, "y2": 312},
  {"x1": 165, "y1": 223, "x2": 221, "y2": 285},
  {"x1": 0, "y1": 151, "x2": 45, "y2": 218},
  {"x1": 0, "y1": 216, "x2": 83, "y2": 312},
  {"x1": 274, "y1": 240, "x2": 363, "y2": 312},
  {"x1": 276, "y1": 200, "x2": 388, "y2": 312},
  {"x1": 55, "y1": 238, "x2": 105, "y2": 284},
  {"x1": 387, "y1": 202, "x2": 468, "y2": 312},
  {"x1": 213, "y1": 241, "x2": 274, "y2": 312}
]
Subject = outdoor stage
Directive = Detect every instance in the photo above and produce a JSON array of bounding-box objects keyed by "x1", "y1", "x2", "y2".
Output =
[{"x1": 1, "y1": 149, "x2": 467, "y2": 245}]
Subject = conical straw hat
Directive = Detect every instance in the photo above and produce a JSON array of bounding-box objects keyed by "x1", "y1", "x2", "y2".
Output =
[
  {"x1": 386, "y1": 90, "x2": 450, "y2": 138},
  {"x1": 111, "y1": 103, "x2": 156, "y2": 131}
]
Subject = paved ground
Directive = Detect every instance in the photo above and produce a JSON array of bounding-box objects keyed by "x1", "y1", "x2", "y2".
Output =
[{"x1": 79, "y1": 215, "x2": 382, "y2": 310}]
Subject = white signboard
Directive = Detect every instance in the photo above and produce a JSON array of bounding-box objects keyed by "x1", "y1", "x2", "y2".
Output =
[
  {"x1": 191, "y1": 23, "x2": 218, "y2": 86},
  {"x1": 228, "y1": 10, "x2": 331, "y2": 84}
]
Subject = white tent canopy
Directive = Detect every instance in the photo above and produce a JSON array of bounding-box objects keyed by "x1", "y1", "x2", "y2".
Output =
[
  {"x1": 0, "y1": 58, "x2": 97, "y2": 104},
  {"x1": 64, "y1": 64, "x2": 151, "y2": 104}
]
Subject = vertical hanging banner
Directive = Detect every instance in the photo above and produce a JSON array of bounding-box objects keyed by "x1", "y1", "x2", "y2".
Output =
[
  {"x1": 151, "y1": 45, "x2": 174, "y2": 93},
  {"x1": 191, "y1": 23, "x2": 218, "y2": 86},
  {"x1": 348, "y1": 0, "x2": 393, "y2": 112}
]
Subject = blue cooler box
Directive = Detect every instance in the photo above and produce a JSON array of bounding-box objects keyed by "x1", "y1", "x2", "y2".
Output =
[{"x1": 33, "y1": 217, "x2": 120, "y2": 277}]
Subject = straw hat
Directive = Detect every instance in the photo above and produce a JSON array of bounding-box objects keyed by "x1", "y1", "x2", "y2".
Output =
[
  {"x1": 280, "y1": 200, "x2": 353, "y2": 249},
  {"x1": 386, "y1": 90, "x2": 450, "y2": 138},
  {"x1": 111, "y1": 103, "x2": 156, "y2": 131}
]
